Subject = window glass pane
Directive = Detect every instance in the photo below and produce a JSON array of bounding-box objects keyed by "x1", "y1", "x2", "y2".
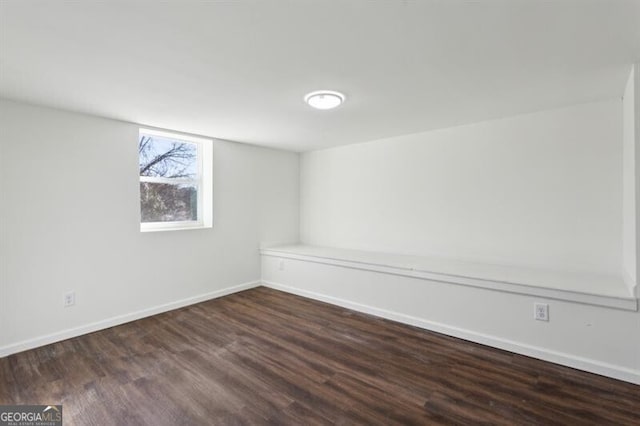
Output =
[
  {"x1": 139, "y1": 133, "x2": 198, "y2": 178},
  {"x1": 140, "y1": 182, "x2": 198, "y2": 223}
]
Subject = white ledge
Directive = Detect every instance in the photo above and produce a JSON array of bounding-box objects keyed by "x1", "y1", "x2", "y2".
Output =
[{"x1": 260, "y1": 245, "x2": 638, "y2": 311}]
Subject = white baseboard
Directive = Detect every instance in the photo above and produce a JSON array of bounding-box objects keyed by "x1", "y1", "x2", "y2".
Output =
[
  {"x1": 0, "y1": 280, "x2": 260, "y2": 358},
  {"x1": 261, "y1": 280, "x2": 640, "y2": 385}
]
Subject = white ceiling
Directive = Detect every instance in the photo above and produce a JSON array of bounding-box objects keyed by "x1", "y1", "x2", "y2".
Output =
[{"x1": 1, "y1": 1, "x2": 639, "y2": 152}]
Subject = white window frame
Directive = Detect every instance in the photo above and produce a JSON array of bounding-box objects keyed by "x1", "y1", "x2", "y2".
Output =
[{"x1": 139, "y1": 128, "x2": 213, "y2": 232}]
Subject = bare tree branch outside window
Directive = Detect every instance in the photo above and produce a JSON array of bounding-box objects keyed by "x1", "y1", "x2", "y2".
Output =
[{"x1": 139, "y1": 134, "x2": 199, "y2": 222}]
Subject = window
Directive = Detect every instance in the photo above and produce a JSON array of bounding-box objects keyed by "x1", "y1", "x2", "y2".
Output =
[{"x1": 138, "y1": 128, "x2": 212, "y2": 232}]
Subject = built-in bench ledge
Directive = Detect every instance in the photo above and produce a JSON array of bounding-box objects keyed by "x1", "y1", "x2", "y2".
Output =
[{"x1": 260, "y1": 245, "x2": 638, "y2": 311}]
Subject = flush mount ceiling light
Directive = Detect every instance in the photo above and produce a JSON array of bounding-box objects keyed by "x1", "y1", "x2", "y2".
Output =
[{"x1": 304, "y1": 90, "x2": 345, "y2": 110}]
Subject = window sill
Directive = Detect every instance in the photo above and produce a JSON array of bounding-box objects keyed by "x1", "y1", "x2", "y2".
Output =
[
  {"x1": 140, "y1": 222, "x2": 210, "y2": 233},
  {"x1": 260, "y1": 244, "x2": 638, "y2": 311}
]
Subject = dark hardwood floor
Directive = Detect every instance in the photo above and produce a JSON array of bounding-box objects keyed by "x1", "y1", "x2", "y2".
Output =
[{"x1": 1, "y1": 287, "x2": 638, "y2": 425}]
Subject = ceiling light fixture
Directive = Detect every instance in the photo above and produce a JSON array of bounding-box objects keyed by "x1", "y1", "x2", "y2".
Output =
[{"x1": 304, "y1": 90, "x2": 345, "y2": 110}]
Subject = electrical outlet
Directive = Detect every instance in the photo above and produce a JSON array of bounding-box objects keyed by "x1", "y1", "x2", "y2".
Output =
[
  {"x1": 534, "y1": 303, "x2": 549, "y2": 321},
  {"x1": 64, "y1": 291, "x2": 75, "y2": 307},
  {"x1": 278, "y1": 258, "x2": 284, "y2": 271}
]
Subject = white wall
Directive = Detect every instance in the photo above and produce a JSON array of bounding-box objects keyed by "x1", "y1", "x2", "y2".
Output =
[
  {"x1": 282, "y1": 96, "x2": 640, "y2": 384},
  {"x1": 301, "y1": 99, "x2": 623, "y2": 276},
  {"x1": 0, "y1": 99, "x2": 299, "y2": 354},
  {"x1": 623, "y1": 66, "x2": 637, "y2": 288}
]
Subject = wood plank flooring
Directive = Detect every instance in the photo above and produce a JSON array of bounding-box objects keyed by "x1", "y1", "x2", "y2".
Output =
[{"x1": 1, "y1": 287, "x2": 639, "y2": 425}]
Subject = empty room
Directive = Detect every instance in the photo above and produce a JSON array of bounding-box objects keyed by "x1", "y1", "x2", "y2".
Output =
[{"x1": 1, "y1": 1, "x2": 639, "y2": 424}]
